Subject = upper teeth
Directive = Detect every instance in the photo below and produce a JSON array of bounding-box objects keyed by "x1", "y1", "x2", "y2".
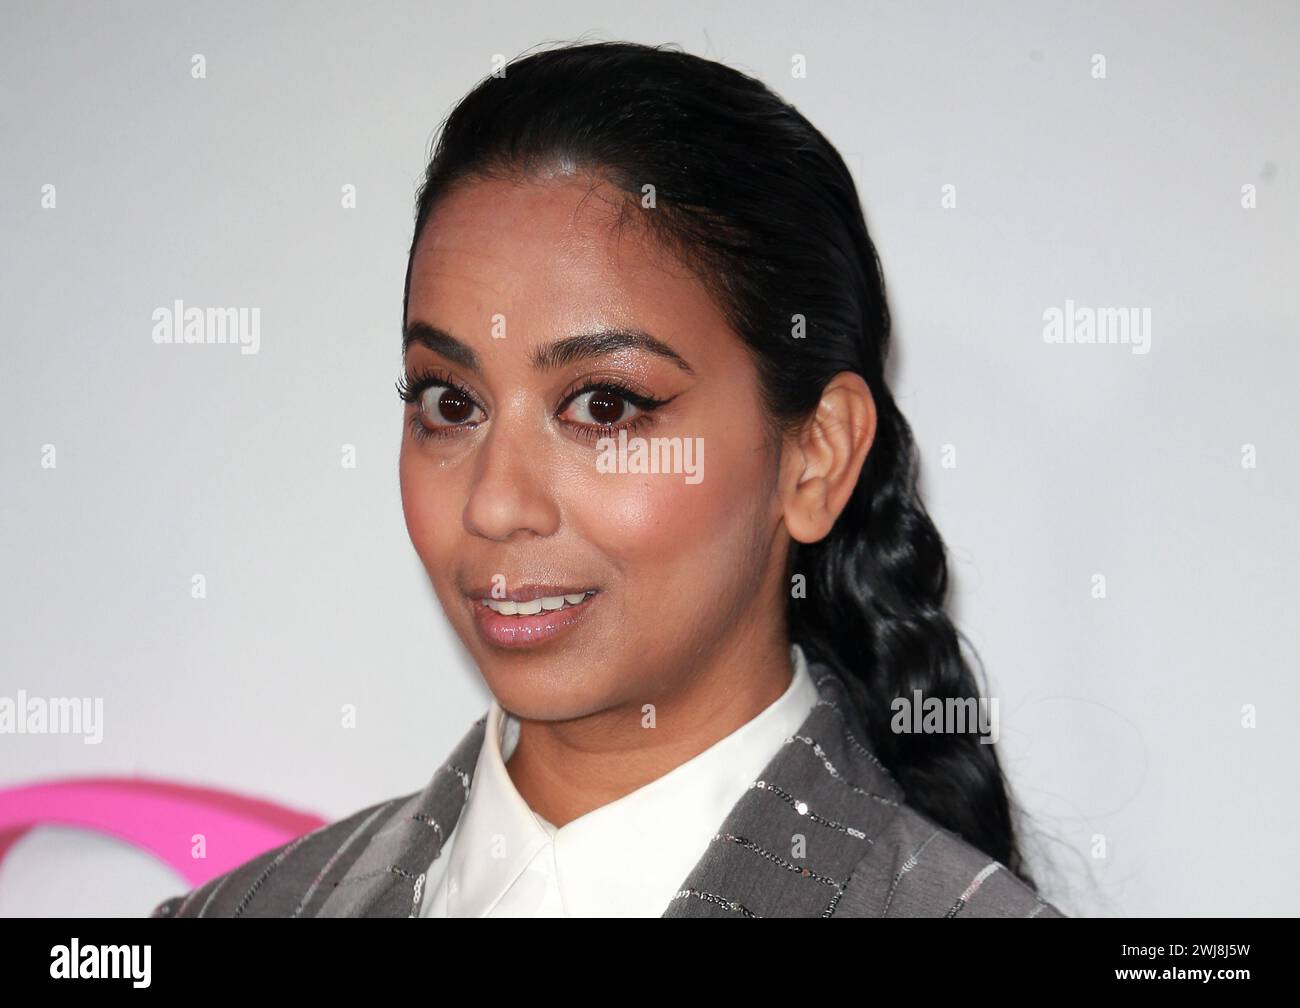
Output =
[{"x1": 481, "y1": 592, "x2": 592, "y2": 616}]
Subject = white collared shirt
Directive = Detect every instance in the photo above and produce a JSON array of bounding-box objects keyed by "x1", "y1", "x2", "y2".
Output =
[{"x1": 419, "y1": 643, "x2": 820, "y2": 917}]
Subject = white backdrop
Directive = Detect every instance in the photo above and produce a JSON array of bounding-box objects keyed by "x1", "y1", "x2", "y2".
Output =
[{"x1": 2, "y1": 0, "x2": 1296, "y2": 917}]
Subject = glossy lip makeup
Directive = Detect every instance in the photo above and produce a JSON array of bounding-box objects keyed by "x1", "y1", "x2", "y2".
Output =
[{"x1": 467, "y1": 583, "x2": 601, "y2": 649}]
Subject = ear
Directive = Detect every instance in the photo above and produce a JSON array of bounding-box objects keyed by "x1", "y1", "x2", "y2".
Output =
[{"x1": 780, "y1": 371, "x2": 877, "y2": 544}]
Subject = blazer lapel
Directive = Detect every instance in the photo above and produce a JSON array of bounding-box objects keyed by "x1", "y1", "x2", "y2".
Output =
[
  {"x1": 314, "y1": 715, "x2": 487, "y2": 917},
  {"x1": 661, "y1": 660, "x2": 904, "y2": 917}
]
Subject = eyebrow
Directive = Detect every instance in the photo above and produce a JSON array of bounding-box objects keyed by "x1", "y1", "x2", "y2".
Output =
[{"x1": 402, "y1": 322, "x2": 696, "y2": 377}]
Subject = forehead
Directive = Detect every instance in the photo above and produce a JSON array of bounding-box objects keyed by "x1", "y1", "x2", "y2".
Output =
[{"x1": 405, "y1": 174, "x2": 730, "y2": 353}]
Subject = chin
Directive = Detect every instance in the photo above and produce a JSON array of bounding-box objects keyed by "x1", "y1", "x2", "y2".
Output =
[{"x1": 483, "y1": 678, "x2": 610, "y2": 723}]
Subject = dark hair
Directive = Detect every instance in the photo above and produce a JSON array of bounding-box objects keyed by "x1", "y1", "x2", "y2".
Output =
[{"x1": 402, "y1": 40, "x2": 1039, "y2": 886}]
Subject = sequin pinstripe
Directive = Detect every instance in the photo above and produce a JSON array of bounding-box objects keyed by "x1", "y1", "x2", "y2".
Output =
[
  {"x1": 944, "y1": 861, "x2": 1001, "y2": 918},
  {"x1": 820, "y1": 889, "x2": 846, "y2": 917},
  {"x1": 446, "y1": 762, "x2": 472, "y2": 799},
  {"x1": 881, "y1": 827, "x2": 943, "y2": 916},
  {"x1": 409, "y1": 811, "x2": 444, "y2": 847},
  {"x1": 172, "y1": 874, "x2": 209, "y2": 917},
  {"x1": 789, "y1": 733, "x2": 901, "y2": 807},
  {"x1": 401, "y1": 759, "x2": 474, "y2": 913},
  {"x1": 332, "y1": 864, "x2": 420, "y2": 890},
  {"x1": 409, "y1": 872, "x2": 426, "y2": 917},
  {"x1": 232, "y1": 833, "x2": 312, "y2": 917},
  {"x1": 808, "y1": 686, "x2": 896, "y2": 780},
  {"x1": 821, "y1": 865, "x2": 856, "y2": 918},
  {"x1": 714, "y1": 827, "x2": 860, "y2": 918},
  {"x1": 196, "y1": 869, "x2": 233, "y2": 918},
  {"x1": 752, "y1": 779, "x2": 872, "y2": 842},
  {"x1": 712, "y1": 831, "x2": 844, "y2": 887},
  {"x1": 291, "y1": 798, "x2": 401, "y2": 917},
  {"x1": 672, "y1": 887, "x2": 761, "y2": 917}
]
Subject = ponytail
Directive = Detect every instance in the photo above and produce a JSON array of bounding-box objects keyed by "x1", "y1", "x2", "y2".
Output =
[{"x1": 790, "y1": 391, "x2": 1034, "y2": 884}]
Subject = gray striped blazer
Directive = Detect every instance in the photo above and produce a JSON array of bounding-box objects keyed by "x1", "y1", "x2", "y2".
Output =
[{"x1": 151, "y1": 657, "x2": 1065, "y2": 918}]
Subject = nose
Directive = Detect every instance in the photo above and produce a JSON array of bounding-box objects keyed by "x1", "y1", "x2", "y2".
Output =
[{"x1": 462, "y1": 410, "x2": 562, "y2": 542}]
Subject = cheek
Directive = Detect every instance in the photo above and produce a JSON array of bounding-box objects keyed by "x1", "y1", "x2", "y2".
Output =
[
  {"x1": 581, "y1": 478, "x2": 729, "y2": 552},
  {"x1": 399, "y1": 444, "x2": 461, "y2": 571},
  {"x1": 567, "y1": 433, "x2": 769, "y2": 579}
]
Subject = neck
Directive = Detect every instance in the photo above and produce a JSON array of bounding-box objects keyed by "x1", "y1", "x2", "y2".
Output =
[{"x1": 503, "y1": 632, "x2": 795, "y2": 829}]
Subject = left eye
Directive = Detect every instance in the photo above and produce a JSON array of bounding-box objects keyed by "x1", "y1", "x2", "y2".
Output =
[{"x1": 561, "y1": 389, "x2": 640, "y2": 427}]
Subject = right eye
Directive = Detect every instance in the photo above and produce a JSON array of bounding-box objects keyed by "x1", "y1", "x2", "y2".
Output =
[
  {"x1": 396, "y1": 367, "x2": 487, "y2": 441},
  {"x1": 415, "y1": 383, "x2": 485, "y2": 434}
]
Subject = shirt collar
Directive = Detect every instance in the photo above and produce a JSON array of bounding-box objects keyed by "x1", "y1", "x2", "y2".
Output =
[{"x1": 444, "y1": 642, "x2": 820, "y2": 916}]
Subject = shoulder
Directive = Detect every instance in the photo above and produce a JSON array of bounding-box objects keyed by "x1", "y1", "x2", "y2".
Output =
[
  {"x1": 150, "y1": 793, "x2": 412, "y2": 919},
  {"x1": 796, "y1": 657, "x2": 1065, "y2": 918},
  {"x1": 837, "y1": 802, "x2": 1066, "y2": 918}
]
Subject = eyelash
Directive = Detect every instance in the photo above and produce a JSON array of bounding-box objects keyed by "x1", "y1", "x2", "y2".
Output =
[{"x1": 395, "y1": 366, "x2": 670, "y2": 445}]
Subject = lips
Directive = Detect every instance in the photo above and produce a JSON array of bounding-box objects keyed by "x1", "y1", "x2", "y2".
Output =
[{"x1": 466, "y1": 584, "x2": 600, "y2": 649}]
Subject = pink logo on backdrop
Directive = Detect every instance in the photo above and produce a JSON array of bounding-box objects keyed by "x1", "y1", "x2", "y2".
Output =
[{"x1": 0, "y1": 777, "x2": 326, "y2": 886}]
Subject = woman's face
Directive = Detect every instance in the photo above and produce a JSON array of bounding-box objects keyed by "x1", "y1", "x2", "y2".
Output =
[{"x1": 400, "y1": 173, "x2": 791, "y2": 720}]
